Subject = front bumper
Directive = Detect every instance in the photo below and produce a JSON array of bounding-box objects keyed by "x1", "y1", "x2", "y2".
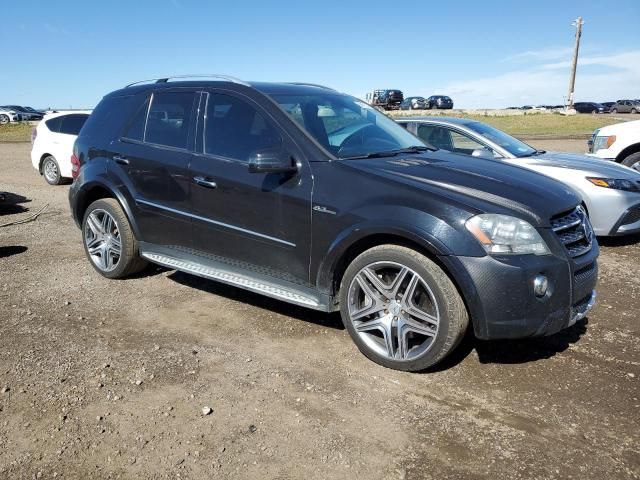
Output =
[
  {"x1": 443, "y1": 242, "x2": 598, "y2": 340},
  {"x1": 586, "y1": 187, "x2": 640, "y2": 236}
]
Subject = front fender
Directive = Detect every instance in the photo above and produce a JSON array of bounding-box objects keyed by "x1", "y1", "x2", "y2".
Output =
[{"x1": 314, "y1": 205, "x2": 484, "y2": 294}]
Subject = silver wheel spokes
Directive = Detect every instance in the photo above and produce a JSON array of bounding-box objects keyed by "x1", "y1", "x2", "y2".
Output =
[
  {"x1": 348, "y1": 262, "x2": 440, "y2": 362},
  {"x1": 44, "y1": 160, "x2": 58, "y2": 182},
  {"x1": 84, "y1": 209, "x2": 121, "y2": 272}
]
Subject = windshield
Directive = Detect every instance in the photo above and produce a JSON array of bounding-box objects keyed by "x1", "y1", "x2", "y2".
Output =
[
  {"x1": 268, "y1": 92, "x2": 425, "y2": 159},
  {"x1": 465, "y1": 121, "x2": 537, "y2": 158}
]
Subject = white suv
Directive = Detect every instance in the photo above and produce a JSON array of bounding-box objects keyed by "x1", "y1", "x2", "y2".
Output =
[
  {"x1": 588, "y1": 119, "x2": 640, "y2": 171},
  {"x1": 31, "y1": 111, "x2": 91, "y2": 185}
]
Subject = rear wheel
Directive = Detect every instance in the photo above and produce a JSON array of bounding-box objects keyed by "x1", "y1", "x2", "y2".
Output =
[
  {"x1": 42, "y1": 156, "x2": 62, "y2": 185},
  {"x1": 82, "y1": 198, "x2": 147, "y2": 279},
  {"x1": 339, "y1": 245, "x2": 468, "y2": 372},
  {"x1": 611, "y1": 108, "x2": 618, "y2": 114},
  {"x1": 621, "y1": 152, "x2": 640, "y2": 172}
]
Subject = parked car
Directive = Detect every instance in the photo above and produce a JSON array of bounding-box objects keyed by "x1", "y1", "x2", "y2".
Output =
[
  {"x1": 367, "y1": 89, "x2": 404, "y2": 110},
  {"x1": 31, "y1": 110, "x2": 91, "y2": 185},
  {"x1": 69, "y1": 77, "x2": 597, "y2": 372},
  {"x1": 426, "y1": 95, "x2": 453, "y2": 109},
  {"x1": 601, "y1": 102, "x2": 616, "y2": 113},
  {"x1": 399, "y1": 117, "x2": 640, "y2": 237},
  {"x1": 588, "y1": 120, "x2": 640, "y2": 172},
  {"x1": 610, "y1": 100, "x2": 640, "y2": 114},
  {"x1": 399, "y1": 96, "x2": 428, "y2": 110},
  {"x1": 573, "y1": 102, "x2": 605, "y2": 114},
  {"x1": 0, "y1": 107, "x2": 22, "y2": 124},
  {"x1": 0, "y1": 105, "x2": 43, "y2": 121}
]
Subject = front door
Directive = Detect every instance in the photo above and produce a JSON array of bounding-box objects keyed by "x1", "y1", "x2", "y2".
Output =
[{"x1": 188, "y1": 91, "x2": 313, "y2": 285}]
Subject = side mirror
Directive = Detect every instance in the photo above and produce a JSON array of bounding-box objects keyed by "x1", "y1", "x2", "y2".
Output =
[
  {"x1": 248, "y1": 148, "x2": 298, "y2": 174},
  {"x1": 471, "y1": 148, "x2": 494, "y2": 160}
]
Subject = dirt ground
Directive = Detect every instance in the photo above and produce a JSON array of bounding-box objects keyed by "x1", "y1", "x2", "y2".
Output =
[{"x1": 0, "y1": 142, "x2": 638, "y2": 480}]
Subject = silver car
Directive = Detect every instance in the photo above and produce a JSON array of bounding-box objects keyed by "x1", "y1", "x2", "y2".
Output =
[{"x1": 398, "y1": 117, "x2": 640, "y2": 237}]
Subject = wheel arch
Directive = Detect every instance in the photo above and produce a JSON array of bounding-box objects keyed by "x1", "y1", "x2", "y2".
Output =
[
  {"x1": 38, "y1": 153, "x2": 53, "y2": 173},
  {"x1": 75, "y1": 180, "x2": 141, "y2": 239},
  {"x1": 615, "y1": 142, "x2": 640, "y2": 163}
]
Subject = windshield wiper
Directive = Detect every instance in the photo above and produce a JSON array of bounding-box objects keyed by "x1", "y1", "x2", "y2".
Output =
[{"x1": 340, "y1": 145, "x2": 433, "y2": 160}]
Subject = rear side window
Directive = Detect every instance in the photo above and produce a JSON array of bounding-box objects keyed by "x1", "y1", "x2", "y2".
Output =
[
  {"x1": 79, "y1": 95, "x2": 136, "y2": 140},
  {"x1": 145, "y1": 91, "x2": 196, "y2": 149},
  {"x1": 59, "y1": 114, "x2": 89, "y2": 135},
  {"x1": 204, "y1": 93, "x2": 281, "y2": 162},
  {"x1": 45, "y1": 116, "x2": 62, "y2": 132},
  {"x1": 124, "y1": 97, "x2": 150, "y2": 141}
]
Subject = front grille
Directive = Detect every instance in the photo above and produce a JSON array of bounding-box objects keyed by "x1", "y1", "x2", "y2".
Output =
[
  {"x1": 551, "y1": 206, "x2": 594, "y2": 258},
  {"x1": 620, "y1": 206, "x2": 640, "y2": 226}
]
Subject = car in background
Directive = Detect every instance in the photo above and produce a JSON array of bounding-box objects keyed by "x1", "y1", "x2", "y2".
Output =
[
  {"x1": 610, "y1": 100, "x2": 640, "y2": 114},
  {"x1": 398, "y1": 117, "x2": 640, "y2": 237},
  {"x1": 588, "y1": 120, "x2": 640, "y2": 171},
  {"x1": 601, "y1": 102, "x2": 616, "y2": 113},
  {"x1": 368, "y1": 89, "x2": 404, "y2": 110},
  {"x1": 399, "y1": 96, "x2": 427, "y2": 110},
  {"x1": 0, "y1": 105, "x2": 43, "y2": 121},
  {"x1": 573, "y1": 102, "x2": 605, "y2": 114},
  {"x1": 31, "y1": 110, "x2": 91, "y2": 185},
  {"x1": 426, "y1": 95, "x2": 453, "y2": 109},
  {"x1": 0, "y1": 107, "x2": 22, "y2": 124}
]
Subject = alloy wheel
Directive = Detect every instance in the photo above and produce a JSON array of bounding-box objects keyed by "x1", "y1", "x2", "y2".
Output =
[
  {"x1": 84, "y1": 209, "x2": 122, "y2": 272},
  {"x1": 347, "y1": 261, "x2": 440, "y2": 361},
  {"x1": 43, "y1": 159, "x2": 58, "y2": 183}
]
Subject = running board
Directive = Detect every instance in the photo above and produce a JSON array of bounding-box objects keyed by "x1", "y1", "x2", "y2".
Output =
[{"x1": 139, "y1": 248, "x2": 333, "y2": 312}]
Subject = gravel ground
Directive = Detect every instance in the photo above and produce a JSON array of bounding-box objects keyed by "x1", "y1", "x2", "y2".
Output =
[{"x1": 0, "y1": 142, "x2": 638, "y2": 480}]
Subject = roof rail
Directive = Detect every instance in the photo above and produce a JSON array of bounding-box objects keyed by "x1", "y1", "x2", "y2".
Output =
[
  {"x1": 125, "y1": 74, "x2": 250, "y2": 88},
  {"x1": 287, "y1": 82, "x2": 336, "y2": 91}
]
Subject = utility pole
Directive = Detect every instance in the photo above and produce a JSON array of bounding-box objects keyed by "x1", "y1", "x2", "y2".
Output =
[{"x1": 567, "y1": 16, "x2": 584, "y2": 110}]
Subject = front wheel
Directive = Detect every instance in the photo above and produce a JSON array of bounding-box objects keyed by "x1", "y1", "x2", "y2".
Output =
[
  {"x1": 611, "y1": 108, "x2": 618, "y2": 114},
  {"x1": 0, "y1": 114, "x2": 9, "y2": 125},
  {"x1": 82, "y1": 198, "x2": 147, "y2": 279},
  {"x1": 632, "y1": 108, "x2": 638, "y2": 114},
  {"x1": 621, "y1": 152, "x2": 640, "y2": 172},
  {"x1": 339, "y1": 245, "x2": 468, "y2": 371}
]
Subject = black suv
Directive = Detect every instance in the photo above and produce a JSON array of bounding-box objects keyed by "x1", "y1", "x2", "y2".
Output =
[
  {"x1": 69, "y1": 76, "x2": 598, "y2": 372},
  {"x1": 371, "y1": 89, "x2": 404, "y2": 110},
  {"x1": 573, "y1": 102, "x2": 605, "y2": 114}
]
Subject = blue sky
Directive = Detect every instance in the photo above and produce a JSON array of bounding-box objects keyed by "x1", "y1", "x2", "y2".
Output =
[{"x1": 2, "y1": 0, "x2": 639, "y2": 108}]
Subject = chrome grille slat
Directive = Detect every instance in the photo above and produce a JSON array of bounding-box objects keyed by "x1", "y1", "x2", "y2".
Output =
[{"x1": 551, "y1": 206, "x2": 593, "y2": 259}]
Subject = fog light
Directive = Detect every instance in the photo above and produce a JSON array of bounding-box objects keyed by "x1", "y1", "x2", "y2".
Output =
[{"x1": 533, "y1": 275, "x2": 548, "y2": 297}]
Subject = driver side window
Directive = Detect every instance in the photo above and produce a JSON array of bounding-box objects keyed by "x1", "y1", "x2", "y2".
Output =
[{"x1": 449, "y1": 131, "x2": 490, "y2": 155}]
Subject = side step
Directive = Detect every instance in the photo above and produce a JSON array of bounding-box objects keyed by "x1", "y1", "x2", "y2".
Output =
[{"x1": 140, "y1": 248, "x2": 333, "y2": 312}]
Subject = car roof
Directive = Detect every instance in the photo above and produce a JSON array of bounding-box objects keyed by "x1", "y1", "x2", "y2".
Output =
[
  {"x1": 107, "y1": 80, "x2": 344, "y2": 98},
  {"x1": 43, "y1": 110, "x2": 92, "y2": 119}
]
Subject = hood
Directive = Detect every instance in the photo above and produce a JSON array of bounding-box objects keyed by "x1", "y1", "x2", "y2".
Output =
[
  {"x1": 343, "y1": 151, "x2": 580, "y2": 226},
  {"x1": 520, "y1": 152, "x2": 640, "y2": 179},
  {"x1": 597, "y1": 119, "x2": 640, "y2": 136}
]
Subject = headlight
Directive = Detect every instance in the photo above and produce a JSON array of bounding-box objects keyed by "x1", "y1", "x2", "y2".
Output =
[
  {"x1": 592, "y1": 135, "x2": 616, "y2": 152},
  {"x1": 587, "y1": 177, "x2": 640, "y2": 192},
  {"x1": 466, "y1": 214, "x2": 550, "y2": 255}
]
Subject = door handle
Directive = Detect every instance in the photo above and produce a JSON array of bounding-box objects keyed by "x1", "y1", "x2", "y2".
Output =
[
  {"x1": 193, "y1": 176, "x2": 217, "y2": 189},
  {"x1": 113, "y1": 155, "x2": 129, "y2": 165}
]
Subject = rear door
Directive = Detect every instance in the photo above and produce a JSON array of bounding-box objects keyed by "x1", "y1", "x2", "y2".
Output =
[
  {"x1": 188, "y1": 90, "x2": 313, "y2": 285},
  {"x1": 110, "y1": 89, "x2": 198, "y2": 248}
]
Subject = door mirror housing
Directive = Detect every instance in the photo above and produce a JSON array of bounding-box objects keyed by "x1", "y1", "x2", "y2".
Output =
[
  {"x1": 471, "y1": 148, "x2": 494, "y2": 160},
  {"x1": 248, "y1": 148, "x2": 298, "y2": 174}
]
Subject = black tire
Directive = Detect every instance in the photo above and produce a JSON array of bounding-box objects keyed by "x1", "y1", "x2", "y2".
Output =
[
  {"x1": 611, "y1": 108, "x2": 618, "y2": 114},
  {"x1": 632, "y1": 108, "x2": 638, "y2": 114},
  {"x1": 621, "y1": 152, "x2": 640, "y2": 171},
  {"x1": 339, "y1": 245, "x2": 468, "y2": 372},
  {"x1": 0, "y1": 114, "x2": 9, "y2": 125},
  {"x1": 82, "y1": 198, "x2": 147, "y2": 279},
  {"x1": 41, "y1": 155, "x2": 62, "y2": 185},
  {"x1": 591, "y1": 110, "x2": 597, "y2": 114}
]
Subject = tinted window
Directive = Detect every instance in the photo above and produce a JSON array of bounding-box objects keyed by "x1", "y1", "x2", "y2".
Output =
[
  {"x1": 124, "y1": 97, "x2": 149, "y2": 141},
  {"x1": 204, "y1": 93, "x2": 281, "y2": 162},
  {"x1": 417, "y1": 125, "x2": 453, "y2": 150},
  {"x1": 45, "y1": 116, "x2": 62, "y2": 132},
  {"x1": 145, "y1": 91, "x2": 196, "y2": 149},
  {"x1": 80, "y1": 95, "x2": 135, "y2": 140},
  {"x1": 59, "y1": 114, "x2": 89, "y2": 135}
]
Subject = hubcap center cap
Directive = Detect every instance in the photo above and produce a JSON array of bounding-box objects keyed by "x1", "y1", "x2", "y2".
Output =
[{"x1": 389, "y1": 301, "x2": 402, "y2": 317}]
